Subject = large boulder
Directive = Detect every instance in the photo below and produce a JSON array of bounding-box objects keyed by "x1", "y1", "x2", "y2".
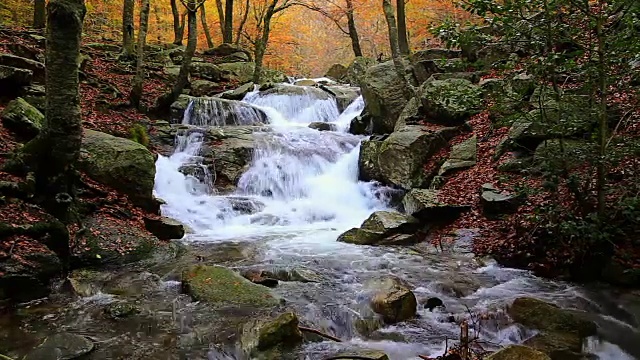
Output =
[
  {"x1": 204, "y1": 43, "x2": 252, "y2": 60},
  {"x1": 205, "y1": 126, "x2": 262, "y2": 192},
  {"x1": 480, "y1": 184, "x2": 523, "y2": 218},
  {"x1": 0, "y1": 97, "x2": 44, "y2": 139},
  {"x1": 325, "y1": 63, "x2": 348, "y2": 81},
  {"x1": 240, "y1": 312, "x2": 303, "y2": 357},
  {"x1": 345, "y1": 56, "x2": 377, "y2": 86},
  {"x1": 181, "y1": 265, "x2": 279, "y2": 308},
  {"x1": 321, "y1": 85, "x2": 360, "y2": 112},
  {"x1": 219, "y1": 82, "x2": 255, "y2": 100},
  {"x1": 360, "y1": 60, "x2": 411, "y2": 134},
  {"x1": 24, "y1": 332, "x2": 94, "y2": 360},
  {"x1": 419, "y1": 78, "x2": 483, "y2": 125},
  {"x1": 438, "y1": 135, "x2": 477, "y2": 175},
  {"x1": 486, "y1": 345, "x2": 550, "y2": 360},
  {"x1": 78, "y1": 130, "x2": 156, "y2": 211},
  {"x1": 190, "y1": 62, "x2": 223, "y2": 81},
  {"x1": 507, "y1": 297, "x2": 597, "y2": 337},
  {"x1": 0, "y1": 65, "x2": 33, "y2": 94},
  {"x1": 0, "y1": 53, "x2": 45, "y2": 83},
  {"x1": 367, "y1": 276, "x2": 417, "y2": 324},
  {"x1": 218, "y1": 62, "x2": 256, "y2": 84},
  {"x1": 143, "y1": 216, "x2": 186, "y2": 240},
  {"x1": 523, "y1": 332, "x2": 584, "y2": 360},
  {"x1": 402, "y1": 189, "x2": 470, "y2": 222},
  {"x1": 359, "y1": 126, "x2": 457, "y2": 189},
  {"x1": 190, "y1": 79, "x2": 219, "y2": 97},
  {"x1": 337, "y1": 211, "x2": 419, "y2": 246}
]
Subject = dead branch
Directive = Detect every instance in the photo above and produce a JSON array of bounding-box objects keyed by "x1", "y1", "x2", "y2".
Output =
[{"x1": 298, "y1": 326, "x2": 342, "y2": 342}]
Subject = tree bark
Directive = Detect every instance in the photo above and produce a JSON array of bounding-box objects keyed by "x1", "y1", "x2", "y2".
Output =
[
  {"x1": 122, "y1": 0, "x2": 136, "y2": 58},
  {"x1": 215, "y1": 0, "x2": 226, "y2": 42},
  {"x1": 34, "y1": 0, "x2": 46, "y2": 29},
  {"x1": 235, "y1": 0, "x2": 250, "y2": 44},
  {"x1": 382, "y1": 0, "x2": 415, "y2": 99},
  {"x1": 253, "y1": 3, "x2": 275, "y2": 83},
  {"x1": 396, "y1": 0, "x2": 410, "y2": 54},
  {"x1": 345, "y1": 0, "x2": 363, "y2": 57},
  {"x1": 201, "y1": 5, "x2": 215, "y2": 48},
  {"x1": 130, "y1": 0, "x2": 151, "y2": 109},
  {"x1": 223, "y1": 0, "x2": 234, "y2": 43},
  {"x1": 171, "y1": 0, "x2": 183, "y2": 45}
]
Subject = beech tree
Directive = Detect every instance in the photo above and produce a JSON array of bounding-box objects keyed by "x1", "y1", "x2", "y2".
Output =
[
  {"x1": 171, "y1": 0, "x2": 187, "y2": 45},
  {"x1": 130, "y1": 0, "x2": 151, "y2": 109},
  {"x1": 122, "y1": 0, "x2": 136, "y2": 58},
  {"x1": 224, "y1": 0, "x2": 234, "y2": 43}
]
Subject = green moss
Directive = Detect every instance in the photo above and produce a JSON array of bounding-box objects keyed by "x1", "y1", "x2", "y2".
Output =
[
  {"x1": 508, "y1": 297, "x2": 597, "y2": 337},
  {"x1": 129, "y1": 123, "x2": 149, "y2": 148}
]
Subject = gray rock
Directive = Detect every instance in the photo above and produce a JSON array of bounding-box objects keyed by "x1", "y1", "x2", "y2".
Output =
[
  {"x1": 322, "y1": 85, "x2": 360, "y2": 112},
  {"x1": 360, "y1": 60, "x2": 410, "y2": 133},
  {"x1": 0, "y1": 65, "x2": 33, "y2": 94},
  {"x1": 331, "y1": 350, "x2": 389, "y2": 360},
  {"x1": 367, "y1": 276, "x2": 417, "y2": 324},
  {"x1": 308, "y1": 122, "x2": 336, "y2": 131},
  {"x1": 204, "y1": 43, "x2": 252, "y2": 60},
  {"x1": 219, "y1": 82, "x2": 255, "y2": 100},
  {"x1": 0, "y1": 52, "x2": 46, "y2": 82},
  {"x1": 486, "y1": 345, "x2": 550, "y2": 360},
  {"x1": 190, "y1": 79, "x2": 219, "y2": 97},
  {"x1": 325, "y1": 63, "x2": 348, "y2": 81},
  {"x1": 0, "y1": 97, "x2": 44, "y2": 138},
  {"x1": 344, "y1": 56, "x2": 377, "y2": 86},
  {"x1": 143, "y1": 216, "x2": 186, "y2": 240},
  {"x1": 480, "y1": 185, "x2": 523, "y2": 218},
  {"x1": 402, "y1": 189, "x2": 470, "y2": 222},
  {"x1": 438, "y1": 135, "x2": 477, "y2": 175},
  {"x1": 227, "y1": 196, "x2": 266, "y2": 214},
  {"x1": 218, "y1": 62, "x2": 256, "y2": 83},
  {"x1": 293, "y1": 79, "x2": 317, "y2": 86},
  {"x1": 508, "y1": 297, "x2": 597, "y2": 337},
  {"x1": 420, "y1": 78, "x2": 483, "y2": 125},
  {"x1": 24, "y1": 332, "x2": 94, "y2": 360},
  {"x1": 337, "y1": 211, "x2": 419, "y2": 246},
  {"x1": 190, "y1": 62, "x2": 223, "y2": 81},
  {"x1": 240, "y1": 313, "x2": 303, "y2": 356}
]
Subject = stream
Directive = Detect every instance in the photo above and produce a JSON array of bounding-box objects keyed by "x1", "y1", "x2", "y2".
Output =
[{"x1": 1, "y1": 83, "x2": 639, "y2": 359}]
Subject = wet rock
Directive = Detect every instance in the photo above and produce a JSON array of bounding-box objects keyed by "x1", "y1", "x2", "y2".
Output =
[
  {"x1": 0, "y1": 250, "x2": 61, "y2": 302},
  {"x1": 66, "y1": 269, "x2": 113, "y2": 297},
  {"x1": 308, "y1": 122, "x2": 336, "y2": 131},
  {"x1": 325, "y1": 63, "x2": 348, "y2": 81},
  {"x1": 367, "y1": 277, "x2": 418, "y2": 324},
  {"x1": 360, "y1": 60, "x2": 411, "y2": 133},
  {"x1": 0, "y1": 97, "x2": 44, "y2": 139},
  {"x1": 105, "y1": 302, "x2": 142, "y2": 319},
  {"x1": 143, "y1": 216, "x2": 186, "y2": 240},
  {"x1": 438, "y1": 135, "x2": 477, "y2": 176},
  {"x1": 241, "y1": 312, "x2": 303, "y2": 357},
  {"x1": 424, "y1": 297, "x2": 445, "y2": 311},
  {"x1": 257, "y1": 267, "x2": 324, "y2": 283},
  {"x1": 182, "y1": 265, "x2": 279, "y2": 308},
  {"x1": 190, "y1": 62, "x2": 223, "y2": 81},
  {"x1": 486, "y1": 345, "x2": 550, "y2": 360},
  {"x1": 322, "y1": 85, "x2": 360, "y2": 112},
  {"x1": 24, "y1": 332, "x2": 94, "y2": 360},
  {"x1": 219, "y1": 82, "x2": 255, "y2": 100},
  {"x1": 358, "y1": 140, "x2": 383, "y2": 181},
  {"x1": 419, "y1": 78, "x2": 483, "y2": 125},
  {"x1": 190, "y1": 79, "x2": 219, "y2": 97},
  {"x1": 242, "y1": 269, "x2": 279, "y2": 287},
  {"x1": 257, "y1": 83, "x2": 331, "y2": 100},
  {"x1": 480, "y1": 185, "x2": 523, "y2": 218},
  {"x1": 0, "y1": 53, "x2": 46, "y2": 83},
  {"x1": 523, "y1": 332, "x2": 584, "y2": 360},
  {"x1": 337, "y1": 211, "x2": 420, "y2": 246},
  {"x1": 294, "y1": 79, "x2": 317, "y2": 86},
  {"x1": 332, "y1": 350, "x2": 390, "y2": 360},
  {"x1": 508, "y1": 297, "x2": 597, "y2": 337},
  {"x1": 402, "y1": 189, "x2": 470, "y2": 222},
  {"x1": 79, "y1": 130, "x2": 157, "y2": 211},
  {"x1": 0, "y1": 65, "x2": 33, "y2": 94},
  {"x1": 337, "y1": 227, "x2": 388, "y2": 245},
  {"x1": 227, "y1": 196, "x2": 266, "y2": 214},
  {"x1": 172, "y1": 95, "x2": 268, "y2": 125}
]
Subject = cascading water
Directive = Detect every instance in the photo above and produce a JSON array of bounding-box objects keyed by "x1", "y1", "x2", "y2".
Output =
[{"x1": 152, "y1": 85, "x2": 638, "y2": 360}]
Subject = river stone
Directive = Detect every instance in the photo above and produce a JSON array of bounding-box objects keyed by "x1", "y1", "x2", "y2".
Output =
[
  {"x1": 322, "y1": 85, "x2": 360, "y2": 112},
  {"x1": 219, "y1": 82, "x2": 255, "y2": 100},
  {"x1": 0, "y1": 65, "x2": 33, "y2": 94},
  {"x1": 24, "y1": 332, "x2": 94, "y2": 360},
  {"x1": 337, "y1": 227, "x2": 385, "y2": 246},
  {"x1": 79, "y1": 130, "x2": 156, "y2": 211},
  {"x1": 420, "y1": 78, "x2": 483, "y2": 125},
  {"x1": 143, "y1": 216, "x2": 186, "y2": 240},
  {"x1": 0, "y1": 53, "x2": 45, "y2": 83},
  {"x1": 308, "y1": 122, "x2": 336, "y2": 131},
  {"x1": 523, "y1": 332, "x2": 584, "y2": 360},
  {"x1": 368, "y1": 276, "x2": 417, "y2": 324},
  {"x1": 262, "y1": 267, "x2": 324, "y2": 283},
  {"x1": 325, "y1": 63, "x2": 348, "y2": 81},
  {"x1": 438, "y1": 135, "x2": 477, "y2": 176},
  {"x1": 402, "y1": 189, "x2": 470, "y2": 222},
  {"x1": 361, "y1": 211, "x2": 418, "y2": 234},
  {"x1": 227, "y1": 197, "x2": 266, "y2": 214},
  {"x1": 257, "y1": 83, "x2": 331, "y2": 100},
  {"x1": 486, "y1": 345, "x2": 550, "y2": 360},
  {"x1": 360, "y1": 60, "x2": 410, "y2": 133},
  {"x1": 181, "y1": 265, "x2": 279, "y2": 308},
  {"x1": 332, "y1": 350, "x2": 390, "y2": 360},
  {"x1": 508, "y1": 297, "x2": 597, "y2": 337},
  {"x1": 358, "y1": 140, "x2": 383, "y2": 181},
  {"x1": 240, "y1": 312, "x2": 303, "y2": 356},
  {"x1": 0, "y1": 97, "x2": 44, "y2": 139}
]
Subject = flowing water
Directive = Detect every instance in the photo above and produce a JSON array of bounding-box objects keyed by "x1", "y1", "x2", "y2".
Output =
[{"x1": 1, "y1": 85, "x2": 638, "y2": 360}]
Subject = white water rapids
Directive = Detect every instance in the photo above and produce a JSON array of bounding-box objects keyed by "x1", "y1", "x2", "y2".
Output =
[{"x1": 152, "y1": 85, "x2": 638, "y2": 359}]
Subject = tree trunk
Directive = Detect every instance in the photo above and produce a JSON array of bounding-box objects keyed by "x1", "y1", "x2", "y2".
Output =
[
  {"x1": 171, "y1": 0, "x2": 183, "y2": 45},
  {"x1": 396, "y1": 0, "x2": 410, "y2": 54},
  {"x1": 382, "y1": 0, "x2": 415, "y2": 99},
  {"x1": 595, "y1": 0, "x2": 607, "y2": 217},
  {"x1": 215, "y1": 0, "x2": 226, "y2": 42},
  {"x1": 235, "y1": 0, "x2": 250, "y2": 44},
  {"x1": 34, "y1": 0, "x2": 46, "y2": 29},
  {"x1": 201, "y1": 5, "x2": 215, "y2": 48},
  {"x1": 253, "y1": 4, "x2": 276, "y2": 84},
  {"x1": 130, "y1": 0, "x2": 151, "y2": 109},
  {"x1": 178, "y1": 11, "x2": 187, "y2": 44},
  {"x1": 223, "y1": 0, "x2": 234, "y2": 43},
  {"x1": 122, "y1": 0, "x2": 136, "y2": 58},
  {"x1": 345, "y1": 0, "x2": 363, "y2": 57}
]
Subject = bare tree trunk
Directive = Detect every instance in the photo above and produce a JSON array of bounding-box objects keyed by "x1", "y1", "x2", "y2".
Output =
[
  {"x1": 346, "y1": 0, "x2": 363, "y2": 57},
  {"x1": 171, "y1": 0, "x2": 183, "y2": 45},
  {"x1": 382, "y1": 0, "x2": 415, "y2": 99},
  {"x1": 34, "y1": 0, "x2": 46, "y2": 29},
  {"x1": 201, "y1": 5, "x2": 215, "y2": 48},
  {"x1": 122, "y1": 0, "x2": 136, "y2": 58},
  {"x1": 215, "y1": 0, "x2": 226, "y2": 42},
  {"x1": 223, "y1": 0, "x2": 234, "y2": 43},
  {"x1": 235, "y1": 0, "x2": 250, "y2": 44},
  {"x1": 396, "y1": 0, "x2": 409, "y2": 54},
  {"x1": 178, "y1": 11, "x2": 187, "y2": 44},
  {"x1": 130, "y1": 0, "x2": 151, "y2": 109},
  {"x1": 253, "y1": 4, "x2": 275, "y2": 83}
]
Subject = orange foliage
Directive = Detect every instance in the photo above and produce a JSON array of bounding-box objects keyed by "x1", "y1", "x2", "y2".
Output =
[{"x1": 1, "y1": 0, "x2": 474, "y2": 76}]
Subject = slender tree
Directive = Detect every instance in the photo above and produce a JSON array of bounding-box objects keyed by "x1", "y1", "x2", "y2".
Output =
[
  {"x1": 382, "y1": 0, "x2": 415, "y2": 99},
  {"x1": 396, "y1": 0, "x2": 409, "y2": 54},
  {"x1": 122, "y1": 0, "x2": 136, "y2": 58},
  {"x1": 252, "y1": 0, "x2": 296, "y2": 83},
  {"x1": 171, "y1": 0, "x2": 184, "y2": 45},
  {"x1": 201, "y1": 4, "x2": 215, "y2": 48},
  {"x1": 224, "y1": 0, "x2": 234, "y2": 43},
  {"x1": 130, "y1": 0, "x2": 151, "y2": 109},
  {"x1": 215, "y1": 0, "x2": 226, "y2": 41},
  {"x1": 346, "y1": 0, "x2": 363, "y2": 57},
  {"x1": 235, "y1": 0, "x2": 250, "y2": 44},
  {"x1": 33, "y1": 0, "x2": 46, "y2": 29}
]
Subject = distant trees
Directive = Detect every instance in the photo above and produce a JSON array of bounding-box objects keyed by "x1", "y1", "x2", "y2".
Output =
[
  {"x1": 298, "y1": 0, "x2": 364, "y2": 57},
  {"x1": 130, "y1": 0, "x2": 151, "y2": 109},
  {"x1": 170, "y1": 0, "x2": 187, "y2": 45}
]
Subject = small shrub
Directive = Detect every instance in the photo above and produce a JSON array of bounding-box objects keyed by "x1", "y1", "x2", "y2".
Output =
[{"x1": 129, "y1": 123, "x2": 149, "y2": 147}]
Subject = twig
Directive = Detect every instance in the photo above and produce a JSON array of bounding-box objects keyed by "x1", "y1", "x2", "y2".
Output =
[{"x1": 298, "y1": 326, "x2": 342, "y2": 342}]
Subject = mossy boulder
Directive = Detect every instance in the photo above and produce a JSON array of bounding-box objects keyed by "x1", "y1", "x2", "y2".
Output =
[
  {"x1": 325, "y1": 63, "x2": 348, "y2": 81},
  {"x1": 24, "y1": 332, "x2": 94, "y2": 360},
  {"x1": 508, "y1": 297, "x2": 597, "y2": 337},
  {"x1": 181, "y1": 265, "x2": 280, "y2": 309},
  {"x1": 0, "y1": 65, "x2": 33, "y2": 94},
  {"x1": 219, "y1": 82, "x2": 255, "y2": 100},
  {"x1": 402, "y1": 189, "x2": 470, "y2": 222},
  {"x1": 79, "y1": 129, "x2": 157, "y2": 211},
  {"x1": 523, "y1": 332, "x2": 584, "y2": 360},
  {"x1": 486, "y1": 345, "x2": 550, "y2": 360},
  {"x1": 358, "y1": 140, "x2": 383, "y2": 181},
  {"x1": 438, "y1": 135, "x2": 477, "y2": 175},
  {"x1": 345, "y1": 56, "x2": 376, "y2": 86},
  {"x1": 337, "y1": 211, "x2": 420, "y2": 246},
  {"x1": 190, "y1": 62, "x2": 223, "y2": 81},
  {"x1": 0, "y1": 97, "x2": 44, "y2": 139},
  {"x1": 190, "y1": 79, "x2": 219, "y2": 97},
  {"x1": 218, "y1": 62, "x2": 256, "y2": 84},
  {"x1": 143, "y1": 216, "x2": 186, "y2": 240},
  {"x1": 240, "y1": 312, "x2": 303, "y2": 357},
  {"x1": 360, "y1": 60, "x2": 411, "y2": 133},
  {"x1": 420, "y1": 78, "x2": 483, "y2": 125}
]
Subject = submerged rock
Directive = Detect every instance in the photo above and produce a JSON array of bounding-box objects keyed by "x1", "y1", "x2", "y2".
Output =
[
  {"x1": 24, "y1": 332, "x2": 94, "y2": 360},
  {"x1": 0, "y1": 97, "x2": 44, "y2": 139},
  {"x1": 508, "y1": 297, "x2": 597, "y2": 337},
  {"x1": 486, "y1": 345, "x2": 550, "y2": 360},
  {"x1": 308, "y1": 122, "x2": 336, "y2": 131},
  {"x1": 240, "y1": 312, "x2": 303, "y2": 356},
  {"x1": 181, "y1": 265, "x2": 280, "y2": 308}
]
